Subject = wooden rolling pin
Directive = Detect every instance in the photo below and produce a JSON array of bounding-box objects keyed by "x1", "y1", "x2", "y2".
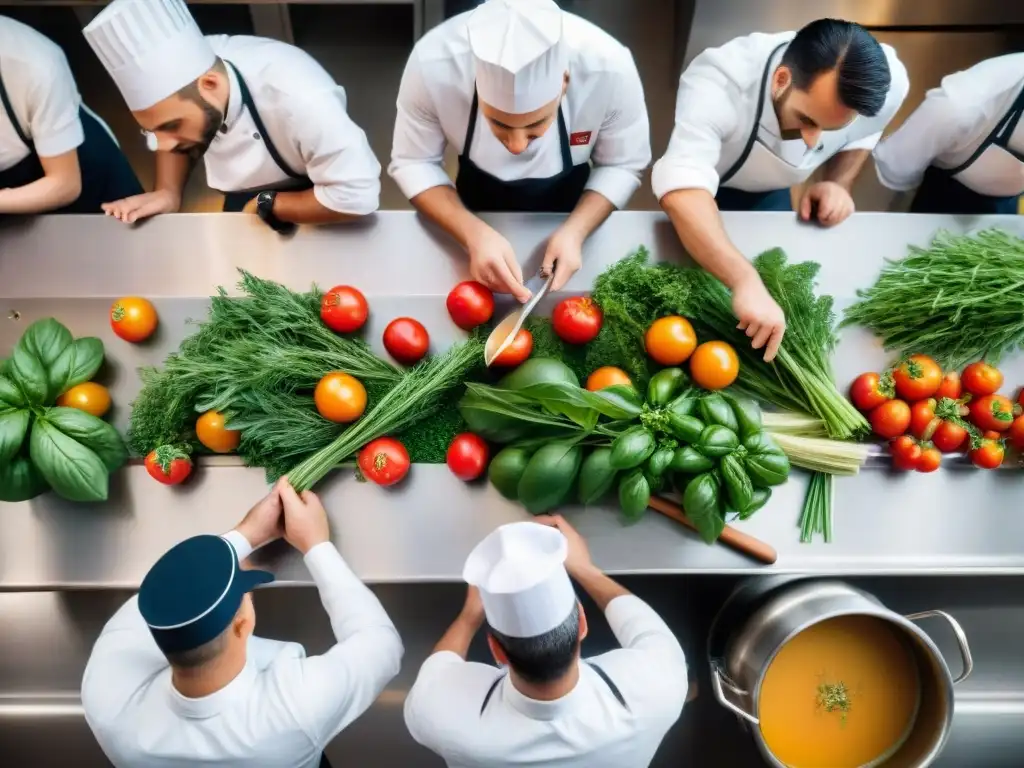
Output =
[{"x1": 647, "y1": 496, "x2": 778, "y2": 565}]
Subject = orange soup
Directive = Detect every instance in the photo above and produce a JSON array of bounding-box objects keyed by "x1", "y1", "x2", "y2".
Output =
[{"x1": 757, "y1": 615, "x2": 920, "y2": 768}]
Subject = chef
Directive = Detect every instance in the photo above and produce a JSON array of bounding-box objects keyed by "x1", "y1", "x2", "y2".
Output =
[
  {"x1": 0, "y1": 15, "x2": 142, "y2": 215},
  {"x1": 652, "y1": 19, "x2": 908, "y2": 361},
  {"x1": 404, "y1": 515, "x2": 688, "y2": 767},
  {"x1": 875, "y1": 53, "x2": 1024, "y2": 215},
  {"x1": 83, "y1": 0, "x2": 381, "y2": 233},
  {"x1": 389, "y1": 0, "x2": 650, "y2": 300},
  {"x1": 81, "y1": 479, "x2": 403, "y2": 767}
]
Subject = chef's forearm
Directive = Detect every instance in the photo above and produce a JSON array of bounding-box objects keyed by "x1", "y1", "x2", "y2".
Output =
[
  {"x1": 572, "y1": 564, "x2": 630, "y2": 612},
  {"x1": 153, "y1": 151, "x2": 190, "y2": 204},
  {"x1": 559, "y1": 190, "x2": 615, "y2": 242},
  {"x1": 661, "y1": 188, "x2": 760, "y2": 290},
  {"x1": 272, "y1": 188, "x2": 362, "y2": 225},
  {"x1": 410, "y1": 185, "x2": 487, "y2": 250},
  {"x1": 432, "y1": 612, "x2": 483, "y2": 659},
  {"x1": 823, "y1": 149, "x2": 870, "y2": 192},
  {"x1": 0, "y1": 150, "x2": 81, "y2": 213}
]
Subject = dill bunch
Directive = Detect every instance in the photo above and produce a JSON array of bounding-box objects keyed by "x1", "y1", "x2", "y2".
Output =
[{"x1": 526, "y1": 316, "x2": 651, "y2": 388}]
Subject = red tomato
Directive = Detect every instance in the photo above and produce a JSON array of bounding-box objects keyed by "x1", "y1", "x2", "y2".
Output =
[
  {"x1": 1018, "y1": 388, "x2": 1024, "y2": 409},
  {"x1": 890, "y1": 435, "x2": 921, "y2": 471},
  {"x1": 969, "y1": 394, "x2": 1015, "y2": 432},
  {"x1": 383, "y1": 318, "x2": 429, "y2": 365},
  {"x1": 144, "y1": 448, "x2": 192, "y2": 485},
  {"x1": 931, "y1": 421, "x2": 968, "y2": 453},
  {"x1": 870, "y1": 399, "x2": 911, "y2": 439},
  {"x1": 909, "y1": 399, "x2": 937, "y2": 439},
  {"x1": 446, "y1": 281, "x2": 494, "y2": 331},
  {"x1": 321, "y1": 286, "x2": 368, "y2": 334},
  {"x1": 446, "y1": 433, "x2": 489, "y2": 481},
  {"x1": 492, "y1": 328, "x2": 533, "y2": 367},
  {"x1": 849, "y1": 372, "x2": 893, "y2": 412},
  {"x1": 1009, "y1": 415, "x2": 1024, "y2": 452},
  {"x1": 935, "y1": 371, "x2": 962, "y2": 400},
  {"x1": 961, "y1": 362, "x2": 1003, "y2": 397},
  {"x1": 970, "y1": 435, "x2": 1005, "y2": 469},
  {"x1": 916, "y1": 445, "x2": 942, "y2": 473},
  {"x1": 110, "y1": 297, "x2": 158, "y2": 343},
  {"x1": 358, "y1": 438, "x2": 410, "y2": 486},
  {"x1": 552, "y1": 297, "x2": 604, "y2": 345},
  {"x1": 892, "y1": 355, "x2": 942, "y2": 401}
]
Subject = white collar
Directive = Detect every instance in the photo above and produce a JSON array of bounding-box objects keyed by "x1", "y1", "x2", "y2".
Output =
[
  {"x1": 759, "y1": 43, "x2": 787, "y2": 141},
  {"x1": 500, "y1": 661, "x2": 587, "y2": 722},
  {"x1": 166, "y1": 656, "x2": 257, "y2": 720},
  {"x1": 222, "y1": 61, "x2": 244, "y2": 133}
]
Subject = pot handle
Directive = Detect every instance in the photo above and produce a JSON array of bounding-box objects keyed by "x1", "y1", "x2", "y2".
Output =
[
  {"x1": 710, "y1": 661, "x2": 760, "y2": 725},
  {"x1": 905, "y1": 610, "x2": 974, "y2": 684}
]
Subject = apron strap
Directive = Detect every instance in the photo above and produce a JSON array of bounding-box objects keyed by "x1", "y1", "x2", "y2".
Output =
[
  {"x1": 0, "y1": 65, "x2": 32, "y2": 149},
  {"x1": 463, "y1": 88, "x2": 481, "y2": 157},
  {"x1": 720, "y1": 42, "x2": 787, "y2": 187},
  {"x1": 225, "y1": 60, "x2": 305, "y2": 180},
  {"x1": 462, "y1": 87, "x2": 572, "y2": 172},
  {"x1": 479, "y1": 674, "x2": 504, "y2": 716},
  {"x1": 946, "y1": 80, "x2": 1024, "y2": 176},
  {"x1": 555, "y1": 101, "x2": 572, "y2": 171},
  {"x1": 586, "y1": 661, "x2": 629, "y2": 711}
]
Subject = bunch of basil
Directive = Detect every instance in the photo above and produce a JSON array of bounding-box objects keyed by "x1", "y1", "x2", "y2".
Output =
[{"x1": 0, "y1": 319, "x2": 126, "y2": 502}]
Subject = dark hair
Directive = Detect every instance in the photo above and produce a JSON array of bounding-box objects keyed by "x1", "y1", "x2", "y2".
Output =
[
  {"x1": 489, "y1": 603, "x2": 581, "y2": 685},
  {"x1": 781, "y1": 19, "x2": 890, "y2": 117},
  {"x1": 164, "y1": 629, "x2": 229, "y2": 669}
]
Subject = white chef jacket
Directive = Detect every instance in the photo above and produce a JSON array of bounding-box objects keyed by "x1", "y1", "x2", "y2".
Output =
[
  {"x1": 651, "y1": 31, "x2": 909, "y2": 198},
  {"x1": 0, "y1": 15, "x2": 84, "y2": 171},
  {"x1": 404, "y1": 595, "x2": 687, "y2": 768},
  {"x1": 388, "y1": 11, "x2": 651, "y2": 210},
  {"x1": 874, "y1": 53, "x2": 1024, "y2": 193},
  {"x1": 81, "y1": 534, "x2": 403, "y2": 768},
  {"x1": 204, "y1": 34, "x2": 381, "y2": 215}
]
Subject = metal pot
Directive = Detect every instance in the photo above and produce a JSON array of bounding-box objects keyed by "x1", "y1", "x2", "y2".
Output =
[{"x1": 707, "y1": 577, "x2": 973, "y2": 768}]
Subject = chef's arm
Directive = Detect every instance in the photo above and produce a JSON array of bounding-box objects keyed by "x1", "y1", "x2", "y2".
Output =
[
  {"x1": 0, "y1": 150, "x2": 81, "y2": 213},
  {"x1": 269, "y1": 188, "x2": 362, "y2": 225},
  {"x1": 433, "y1": 587, "x2": 485, "y2": 659},
  {"x1": 411, "y1": 185, "x2": 490, "y2": 249},
  {"x1": 153, "y1": 150, "x2": 190, "y2": 209},
  {"x1": 557, "y1": 191, "x2": 615, "y2": 243},
  {"x1": 822, "y1": 149, "x2": 870, "y2": 191},
  {"x1": 573, "y1": 562, "x2": 631, "y2": 611}
]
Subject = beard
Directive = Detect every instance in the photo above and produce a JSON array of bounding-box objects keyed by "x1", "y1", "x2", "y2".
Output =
[
  {"x1": 772, "y1": 85, "x2": 803, "y2": 141},
  {"x1": 172, "y1": 101, "x2": 223, "y2": 162}
]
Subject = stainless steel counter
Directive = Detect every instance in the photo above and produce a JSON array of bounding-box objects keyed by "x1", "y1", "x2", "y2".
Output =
[{"x1": 2, "y1": 211, "x2": 1023, "y2": 588}]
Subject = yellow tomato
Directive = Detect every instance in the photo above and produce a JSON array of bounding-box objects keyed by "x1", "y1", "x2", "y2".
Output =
[
  {"x1": 690, "y1": 341, "x2": 739, "y2": 390},
  {"x1": 196, "y1": 410, "x2": 241, "y2": 453},
  {"x1": 586, "y1": 366, "x2": 632, "y2": 392},
  {"x1": 644, "y1": 316, "x2": 697, "y2": 365},
  {"x1": 110, "y1": 297, "x2": 158, "y2": 343},
  {"x1": 56, "y1": 382, "x2": 111, "y2": 417},
  {"x1": 314, "y1": 372, "x2": 367, "y2": 423}
]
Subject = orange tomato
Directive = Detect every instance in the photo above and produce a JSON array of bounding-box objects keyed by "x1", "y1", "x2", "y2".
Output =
[
  {"x1": 314, "y1": 372, "x2": 367, "y2": 423},
  {"x1": 689, "y1": 341, "x2": 739, "y2": 390},
  {"x1": 195, "y1": 410, "x2": 241, "y2": 453},
  {"x1": 110, "y1": 297, "x2": 158, "y2": 343},
  {"x1": 56, "y1": 382, "x2": 111, "y2": 418},
  {"x1": 644, "y1": 316, "x2": 697, "y2": 365},
  {"x1": 586, "y1": 366, "x2": 632, "y2": 392}
]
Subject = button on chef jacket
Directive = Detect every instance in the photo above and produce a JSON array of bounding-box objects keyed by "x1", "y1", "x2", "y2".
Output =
[
  {"x1": 404, "y1": 594, "x2": 688, "y2": 768},
  {"x1": 81, "y1": 533, "x2": 403, "y2": 768},
  {"x1": 651, "y1": 31, "x2": 909, "y2": 201},
  {"x1": 874, "y1": 53, "x2": 1024, "y2": 214},
  {"x1": 388, "y1": 10, "x2": 651, "y2": 211}
]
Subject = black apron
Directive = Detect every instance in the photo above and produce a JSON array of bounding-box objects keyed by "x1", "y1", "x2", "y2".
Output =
[
  {"x1": 455, "y1": 89, "x2": 591, "y2": 213},
  {"x1": 0, "y1": 70, "x2": 142, "y2": 214},
  {"x1": 479, "y1": 661, "x2": 629, "y2": 715},
  {"x1": 910, "y1": 84, "x2": 1024, "y2": 215},
  {"x1": 218, "y1": 61, "x2": 312, "y2": 213}
]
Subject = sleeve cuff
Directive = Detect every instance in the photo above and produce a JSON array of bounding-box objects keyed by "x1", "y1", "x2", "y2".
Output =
[
  {"x1": 651, "y1": 159, "x2": 720, "y2": 201},
  {"x1": 389, "y1": 161, "x2": 454, "y2": 201},
  {"x1": 844, "y1": 132, "x2": 883, "y2": 152},
  {"x1": 604, "y1": 594, "x2": 652, "y2": 631},
  {"x1": 873, "y1": 156, "x2": 922, "y2": 192},
  {"x1": 304, "y1": 541, "x2": 359, "y2": 584},
  {"x1": 221, "y1": 530, "x2": 254, "y2": 562},
  {"x1": 585, "y1": 166, "x2": 641, "y2": 210},
  {"x1": 34, "y1": 120, "x2": 85, "y2": 159},
  {"x1": 313, "y1": 181, "x2": 380, "y2": 216}
]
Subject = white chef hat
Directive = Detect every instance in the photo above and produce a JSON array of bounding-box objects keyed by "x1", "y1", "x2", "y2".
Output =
[
  {"x1": 83, "y1": 0, "x2": 216, "y2": 112},
  {"x1": 464, "y1": 522, "x2": 577, "y2": 638},
  {"x1": 468, "y1": 0, "x2": 567, "y2": 114}
]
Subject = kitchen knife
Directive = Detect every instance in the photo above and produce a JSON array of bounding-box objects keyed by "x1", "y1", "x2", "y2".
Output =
[{"x1": 484, "y1": 271, "x2": 554, "y2": 367}]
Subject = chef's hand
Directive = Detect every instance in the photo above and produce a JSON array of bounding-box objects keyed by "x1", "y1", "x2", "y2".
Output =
[
  {"x1": 535, "y1": 514, "x2": 593, "y2": 578},
  {"x1": 460, "y1": 586, "x2": 486, "y2": 628},
  {"x1": 541, "y1": 227, "x2": 583, "y2": 292},
  {"x1": 278, "y1": 477, "x2": 331, "y2": 555},
  {"x1": 799, "y1": 181, "x2": 855, "y2": 227},
  {"x1": 235, "y1": 481, "x2": 284, "y2": 549},
  {"x1": 466, "y1": 222, "x2": 532, "y2": 303},
  {"x1": 733, "y1": 276, "x2": 786, "y2": 363},
  {"x1": 102, "y1": 189, "x2": 180, "y2": 224}
]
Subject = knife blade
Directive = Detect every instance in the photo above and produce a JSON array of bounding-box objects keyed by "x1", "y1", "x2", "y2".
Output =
[{"x1": 484, "y1": 272, "x2": 554, "y2": 367}]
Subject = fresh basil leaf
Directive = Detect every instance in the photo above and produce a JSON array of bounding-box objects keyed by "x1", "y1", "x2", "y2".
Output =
[
  {"x1": 13, "y1": 319, "x2": 74, "y2": 404},
  {"x1": 20, "y1": 318, "x2": 73, "y2": 370},
  {"x1": 0, "y1": 409, "x2": 32, "y2": 465},
  {"x1": 513, "y1": 382, "x2": 601, "y2": 429},
  {"x1": 10, "y1": 343, "x2": 49, "y2": 405},
  {"x1": 42, "y1": 407, "x2": 126, "y2": 472},
  {"x1": 0, "y1": 374, "x2": 25, "y2": 408},
  {"x1": 50, "y1": 337, "x2": 105, "y2": 397},
  {"x1": 0, "y1": 453, "x2": 49, "y2": 502},
  {"x1": 29, "y1": 419, "x2": 109, "y2": 502}
]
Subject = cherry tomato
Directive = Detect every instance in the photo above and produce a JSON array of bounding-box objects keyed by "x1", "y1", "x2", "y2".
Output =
[
  {"x1": 145, "y1": 447, "x2": 192, "y2": 485},
  {"x1": 969, "y1": 394, "x2": 1015, "y2": 432},
  {"x1": 56, "y1": 382, "x2": 111, "y2": 418},
  {"x1": 1018, "y1": 388, "x2": 1024, "y2": 410},
  {"x1": 645, "y1": 316, "x2": 697, "y2": 366},
  {"x1": 383, "y1": 317, "x2": 430, "y2": 365},
  {"x1": 195, "y1": 410, "x2": 241, "y2": 453},
  {"x1": 970, "y1": 434, "x2": 1004, "y2": 469},
  {"x1": 446, "y1": 433, "x2": 489, "y2": 481},
  {"x1": 586, "y1": 366, "x2": 632, "y2": 392},
  {"x1": 446, "y1": 281, "x2": 494, "y2": 331},
  {"x1": 314, "y1": 372, "x2": 367, "y2": 423},
  {"x1": 936, "y1": 371, "x2": 962, "y2": 400},
  {"x1": 870, "y1": 399, "x2": 911, "y2": 439},
  {"x1": 890, "y1": 435, "x2": 921, "y2": 471},
  {"x1": 552, "y1": 297, "x2": 603, "y2": 345},
  {"x1": 849, "y1": 372, "x2": 893, "y2": 412},
  {"x1": 916, "y1": 445, "x2": 942, "y2": 473},
  {"x1": 909, "y1": 399, "x2": 937, "y2": 439},
  {"x1": 689, "y1": 340, "x2": 739, "y2": 390},
  {"x1": 892, "y1": 354, "x2": 942, "y2": 401},
  {"x1": 320, "y1": 285, "x2": 369, "y2": 334},
  {"x1": 492, "y1": 328, "x2": 533, "y2": 367},
  {"x1": 961, "y1": 362, "x2": 1003, "y2": 397},
  {"x1": 358, "y1": 437, "x2": 410, "y2": 486},
  {"x1": 931, "y1": 420, "x2": 968, "y2": 453},
  {"x1": 110, "y1": 297, "x2": 157, "y2": 343},
  {"x1": 1008, "y1": 415, "x2": 1024, "y2": 452}
]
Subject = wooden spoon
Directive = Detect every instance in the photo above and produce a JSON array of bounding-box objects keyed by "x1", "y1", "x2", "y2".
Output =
[{"x1": 647, "y1": 496, "x2": 778, "y2": 565}]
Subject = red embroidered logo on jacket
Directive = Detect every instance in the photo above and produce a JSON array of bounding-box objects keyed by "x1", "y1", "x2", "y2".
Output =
[{"x1": 569, "y1": 131, "x2": 592, "y2": 146}]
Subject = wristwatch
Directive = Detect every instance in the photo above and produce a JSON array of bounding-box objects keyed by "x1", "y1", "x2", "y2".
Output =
[{"x1": 255, "y1": 190, "x2": 294, "y2": 234}]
